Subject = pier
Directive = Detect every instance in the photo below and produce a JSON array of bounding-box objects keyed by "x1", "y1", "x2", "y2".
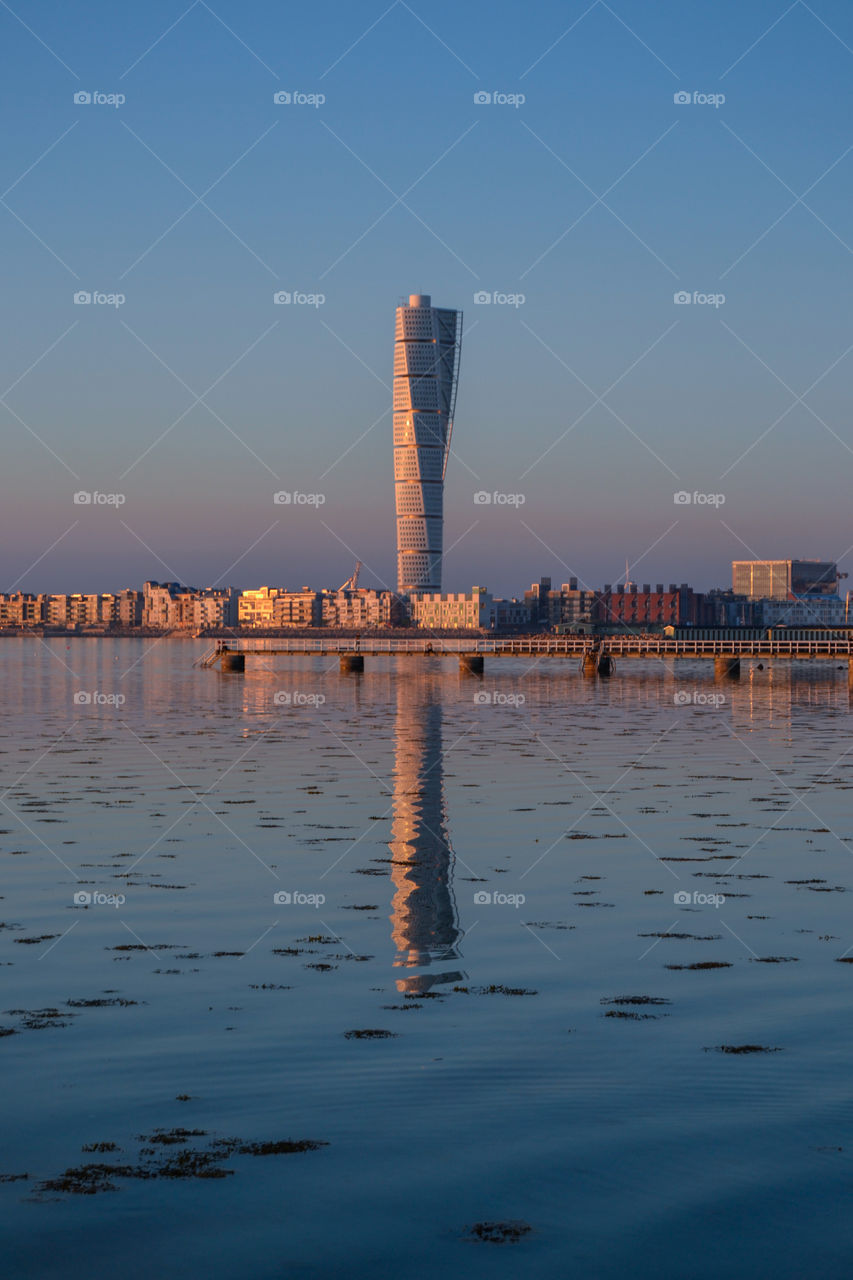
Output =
[{"x1": 197, "y1": 634, "x2": 853, "y2": 674}]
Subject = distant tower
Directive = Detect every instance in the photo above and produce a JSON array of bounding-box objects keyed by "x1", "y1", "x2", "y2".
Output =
[{"x1": 393, "y1": 294, "x2": 462, "y2": 594}]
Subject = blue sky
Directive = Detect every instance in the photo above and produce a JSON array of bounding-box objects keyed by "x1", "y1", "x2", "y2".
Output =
[{"x1": 2, "y1": 0, "x2": 853, "y2": 596}]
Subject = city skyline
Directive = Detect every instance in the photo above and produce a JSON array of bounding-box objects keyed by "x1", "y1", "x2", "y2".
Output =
[{"x1": 3, "y1": 1, "x2": 853, "y2": 598}]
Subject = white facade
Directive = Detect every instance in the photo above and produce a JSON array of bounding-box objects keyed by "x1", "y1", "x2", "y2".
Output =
[
  {"x1": 409, "y1": 587, "x2": 493, "y2": 630},
  {"x1": 394, "y1": 294, "x2": 462, "y2": 594}
]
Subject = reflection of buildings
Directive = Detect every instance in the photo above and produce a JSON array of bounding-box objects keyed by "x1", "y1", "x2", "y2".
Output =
[{"x1": 389, "y1": 677, "x2": 463, "y2": 993}]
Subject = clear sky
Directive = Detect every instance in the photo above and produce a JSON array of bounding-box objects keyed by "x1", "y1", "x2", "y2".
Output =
[{"x1": 2, "y1": 0, "x2": 852, "y2": 597}]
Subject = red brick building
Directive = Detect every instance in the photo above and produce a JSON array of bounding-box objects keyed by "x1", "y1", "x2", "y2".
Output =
[{"x1": 593, "y1": 584, "x2": 710, "y2": 629}]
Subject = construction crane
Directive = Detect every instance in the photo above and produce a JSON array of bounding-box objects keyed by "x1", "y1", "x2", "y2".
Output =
[{"x1": 338, "y1": 561, "x2": 362, "y2": 592}]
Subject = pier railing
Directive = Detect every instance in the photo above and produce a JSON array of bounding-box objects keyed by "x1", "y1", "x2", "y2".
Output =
[{"x1": 206, "y1": 636, "x2": 853, "y2": 659}]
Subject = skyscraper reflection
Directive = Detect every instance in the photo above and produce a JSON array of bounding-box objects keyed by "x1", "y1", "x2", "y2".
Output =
[{"x1": 388, "y1": 673, "x2": 464, "y2": 993}]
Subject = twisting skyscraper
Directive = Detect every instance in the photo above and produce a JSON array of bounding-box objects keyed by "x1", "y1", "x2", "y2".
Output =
[{"x1": 393, "y1": 294, "x2": 462, "y2": 594}]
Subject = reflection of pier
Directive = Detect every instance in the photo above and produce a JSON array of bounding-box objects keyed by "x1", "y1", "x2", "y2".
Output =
[{"x1": 388, "y1": 677, "x2": 463, "y2": 994}]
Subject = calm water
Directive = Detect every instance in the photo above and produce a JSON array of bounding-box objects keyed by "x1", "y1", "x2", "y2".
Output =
[{"x1": 3, "y1": 639, "x2": 853, "y2": 1278}]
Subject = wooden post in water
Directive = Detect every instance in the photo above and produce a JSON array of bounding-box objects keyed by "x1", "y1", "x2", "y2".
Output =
[{"x1": 714, "y1": 655, "x2": 740, "y2": 680}]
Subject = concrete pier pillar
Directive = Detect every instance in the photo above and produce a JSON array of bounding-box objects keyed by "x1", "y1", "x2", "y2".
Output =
[
  {"x1": 597, "y1": 653, "x2": 613, "y2": 677},
  {"x1": 714, "y1": 655, "x2": 740, "y2": 680},
  {"x1": 340, "y1": 654, "x2": 364, "y2": 673},
  {"x1": 459, "y1": 654, "x2": 484, "y2": 675},
  {"x1": 220, "y1": 652, "x2": 245, "y2": 672}
]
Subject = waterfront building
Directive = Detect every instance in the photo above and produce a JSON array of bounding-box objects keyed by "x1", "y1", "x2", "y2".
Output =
[
  {"x1": 594, "y1": 584, "x2": 709, "y2": 629},
  {"x1": 393, "y1": 294, "x2": 462, "y2": 594},
  {"x1": 409, "y1": 586, "x2": 494, "y2": 630},
  {"x1": 143, "y1": 582, "x2": 237, "y2": 629},
  {"x1": 238, "y1": 587, "x2": 322, "y2": 628},
  {"x1": 757, "y1": 595, "x2": 846, "y2": 627},
  {"x1": 732, "y1": 559, "x2": 838, "y2": 600},
  {"x1": 319, "y1": 588, "x2": 404, "y2": 629}
]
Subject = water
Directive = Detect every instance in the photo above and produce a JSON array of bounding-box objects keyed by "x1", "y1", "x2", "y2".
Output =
[{"x1": 3, "y1": 639, "x2": 853, "y2": 1277}]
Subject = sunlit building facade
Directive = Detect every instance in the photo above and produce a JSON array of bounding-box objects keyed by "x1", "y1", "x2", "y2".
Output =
[
  {"x1": 393, "y1": 294, "x2": 462, "y2": 595},
  {"x1": 732, "y1": 559, "x2": 838, "y2": 600}
]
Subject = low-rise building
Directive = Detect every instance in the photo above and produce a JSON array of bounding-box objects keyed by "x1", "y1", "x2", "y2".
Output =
[
  {"x1": 320, "y1": 589, "x2": 404, "y2": 628},
  {"x1": 238, "y1": 587, "x2": 322, "y2": 628},
  {"x1": 143, "y1": 581, "x2": 237, "y2": 629},
  {"x1": 757, "y1": 596, "x2": 846, "y2": 627},
  {"x1": 594, "y1": 584, "x2": 709, "y2": 629},
  {"x1": 0, "y1": 593, "x2": 42, "y2": 627},
  {"x1": 409, "y1": 586, "x2": 494, "y2": 630},
  {"x1": 493, "y1": 597, "x2": 531, "y2": 629}
]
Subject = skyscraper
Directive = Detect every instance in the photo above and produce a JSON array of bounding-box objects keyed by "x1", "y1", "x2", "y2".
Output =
[{"x1": 393, "y1": 294, "x2": 462, "y2": 594}]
